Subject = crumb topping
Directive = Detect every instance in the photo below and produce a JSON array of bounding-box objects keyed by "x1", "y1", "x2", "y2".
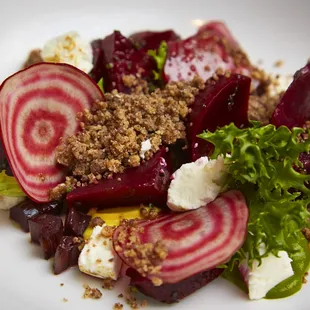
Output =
[
  {"x1": 50, "y1": 77, "x2": 204, "y2": 199},
  {"x1": 113, "y1": 302, "x2": 124, "y2": 310},
  {"x1": 115, "y1": 220, "x2": 167, "y2": 285},
  {"x1": 82, "y1": 284, "x2": 102, "y2": 299},
  {"x1": 90, "y1": 217, "x2": 105, "y2": 228},
  {"x1": 139, "y1": 204, "x2": 161, "y2": 220},
  {"x1": 23, "y1": 49, "x2": 43, "y2": 69},
  {"x1": 102, "y1": 278, "x2": 116, "y2": 290},
  {"x1": 101, "y1": 225, "x2": 115, "y2": 238}
]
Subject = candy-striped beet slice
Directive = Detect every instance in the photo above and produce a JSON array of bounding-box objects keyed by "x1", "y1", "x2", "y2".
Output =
[
  {"x1": 113, "y1": 190, "x2": 248, "y2": 284},
  {"x1": 0, "y1": 63, "x2": 104, "y2": 202}
]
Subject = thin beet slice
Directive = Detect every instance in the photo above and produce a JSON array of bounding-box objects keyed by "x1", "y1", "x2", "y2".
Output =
[
  {"x1": 10, "y1": 199, "x2": 62, "y2": 232},
  {"x1": 271, "y1": 63, "x2": 310, "y2": 128},
  {"x1": 53, "y1": 236, "x2": 82, "y2": 275},
  {"x1": 188, "y1": 74, "x2": 250, "y2": 161},
  {"x1": 113, "y1": 190, "x2": 248, "y2": 284},
  {"x1": 67, "y1": 148, "x2": 172, "y2": 212},
  {"x1": 127, "y1": 267, "x2": 223, "y2": 303},
  {"x1": 197, "y1": 21, "x2": 240, "y2": 48},
  {"x1": 90, "y1": 31, "x2": 156, "y2": 91},
  {"x1": 64, "y1": 207, "x2": 91, "y2": 236},
  {"x1": 130, "y1": 30, "x2": 180, "y2": 51},
  {"x1": 163, "y1": 22, "x2": 251, "y2": 83},
  {"x1": 0, "y1": 63, "x2": 104, "y2": 203},
  {"x1": 29, "y1": 214, "x2": 63, "y2": 259}
]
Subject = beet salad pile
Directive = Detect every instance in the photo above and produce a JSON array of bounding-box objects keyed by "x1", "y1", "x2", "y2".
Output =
[{"x1": 1, "y1": 21, "x2": 310, "y2": 306}]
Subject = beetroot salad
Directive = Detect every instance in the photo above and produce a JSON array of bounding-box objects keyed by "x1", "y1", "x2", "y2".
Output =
[{"x1": 1, "y1": 21, "x2": 310, "y2": 306}]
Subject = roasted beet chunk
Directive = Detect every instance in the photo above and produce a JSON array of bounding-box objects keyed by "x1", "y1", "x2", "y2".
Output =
[
  {"x1": 188, "y1": 74, "x2": 251, "y2": 160},
  {"x1": 89, "y1": 31, "x2": 156, "y2": 92},
  {"x1": 272, "y1": 63, "x2": 310, "y2": 128},
  {"x1": 130, "y1": 30, "x2": 180, "y2": 51},
  {"x1": 67, "y1": 148, "x2": 172, "y2": 212},
  {"x1": 53, "y1": 236, "x2": 83, "y2": 275},
  {"x1": 29, "y1": 214, "x2": 63, "y2": 259},
  {"x1": 64, "y1": 207, "x2": 91, "y2": 236},
  {"x1": 10, "y1": 199, "x2": 63, "y2": 232},
  {"x1": 127, "y1": 268, "x2": 223, "y2": 303}
]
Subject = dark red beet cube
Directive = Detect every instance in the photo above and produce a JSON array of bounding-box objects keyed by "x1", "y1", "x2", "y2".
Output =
[
  {"x1": 53, "y1": 236, "x2": 82, "y2": 275},
  {"x1": 130, "y1": 30, "x2": 180, "y2": 51},
  {"x1": 64, "y1": 207, "x2": 91, "y2": 236},
  {"x1": 127, "y1": 268, "x2": 223, "y2": 303},
  {"x1": 187, "y1": 74, "x2": 251, "y2": 161},
  {"x1": 29, "y1": 214, "x2": 63, "y2": 259},
  {"x1": 67, "y1": 148, "x2": 172, "y2": 212},
  {"x1": 10, "y1": 199, "x2": 63, "y2": 232}
]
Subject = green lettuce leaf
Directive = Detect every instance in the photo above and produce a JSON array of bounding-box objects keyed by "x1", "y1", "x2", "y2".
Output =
[
  {"x1": 147, "y1": 41, "x2": 168, "y2": 81},
  {"x1": 97, "y1": 78, "x2": 104, "y2": 93},
  {"x1": 0, "y1": 171, "x2": 25, "y2": 197},
  {"x1": 198, "y1": 121, "x2": 310, "y2": 265}
]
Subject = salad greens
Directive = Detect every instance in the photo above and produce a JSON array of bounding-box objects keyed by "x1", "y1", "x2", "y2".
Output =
[
  {"x1": 147, "y1": 41, "x2": 168, "y2": 81},
  {"x1": 199, "y1": 121, "x2": 310, "y2": 263},
  {"x1": 0, "y1": 171, "x2": 25, "y2": 197},
  {"x1": 97, "y1": 78, "x2": 104, "y2": 93}
]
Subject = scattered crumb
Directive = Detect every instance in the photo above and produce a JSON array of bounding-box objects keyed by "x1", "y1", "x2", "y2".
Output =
[
  {"x1": 118, "y1": 293, "x2": 124, "y2": 298},
  {"x1": 101, "y1": 225, "x2": 115, "y2": 238},
  {"x1": 90, "y1": 217, "x2": 105, "y2": 228},
  {"x1": 60, "y1": 283, "x2": 64, "y2": 287},
  {"x1": 140, "y1": 300, "x2": 148, "y2": 307},
  {"x1": 83, "y1": 284, "x2": 102, "y2": 299},
  {"x1": 62, "y1": 298, "x2": 68, "y2": 303},
  {"x1": 102, "y1": 278, "x2": 116, "y2": 290},
  {"x1": 139, "y1": 204, "x2": 160, "y2": 220},
  {"x1": 23, "y1": 49, "x2": 43, "y2": 69},
  {"x1": 274, "y1": 60, "x2": 284, "y2": 68},
  {"x1": 113, "y1": 302, "x2": 124, "y2": 310}
]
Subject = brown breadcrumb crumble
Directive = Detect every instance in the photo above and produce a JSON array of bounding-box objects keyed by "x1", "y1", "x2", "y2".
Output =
[
  {"x1": 82, "y1": 284, "x2": 102, "y2": 299},
  {"x1": 50, "y1": 76, "x2": 204, "y2": 199},
  {"x1": 89, "y1": 217, "x2": 105, "y2": 228},
  {"x1": 72, "y1": 236, "x2": 85, "y2": 251},
  {"x1": 62, "y1": 298, "x2": 68, "y2": 303},
  {"x1": 23, "y1": 49, "x2": 43, "y2": 69},
  {"x1": 113, "y1": 302, "x2": 124, "y2": 310},
  {"x1": 139, "y1": 204, "x2": 161, "y2": 220},
  {"x1": 115, "y1": 220, "x2": 167, "y2": 286},
  {"x1": 101, "y1": 225, "x2": 115, "y2": 238},
  {"x1": 102, "y1": 278, "x2": 116, "y2": 290}
]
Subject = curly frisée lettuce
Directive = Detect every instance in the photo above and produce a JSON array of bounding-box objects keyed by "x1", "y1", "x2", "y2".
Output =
[
  {"x1": 0, "y1": 171, "x2": 25, "y2": 197},
  {"x1": 198, "y1": 121, "x2": 310, "y2": 265}
]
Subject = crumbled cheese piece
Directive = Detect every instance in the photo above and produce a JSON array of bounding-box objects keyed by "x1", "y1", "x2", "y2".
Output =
[
  {"x1": 0, "y1": 196, "x2": 25, "y2": 210},
  {"x1": 78, "y1": 225, "x2": 122, "y2": 280},
  {"x1": 41, "y1": 31, "x2": 93, "y2": 73},
  {"x1": 240, "y1": 245, "x2": 294, "y2": 300},
  {"x1": 139, "y1": 139, "x2": 152, "y2": 159},
  {"x1": 167, "y1": 156, "x2": 228, "y2": 211}
]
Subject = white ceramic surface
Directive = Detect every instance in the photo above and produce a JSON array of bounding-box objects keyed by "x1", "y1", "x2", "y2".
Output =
[{"x1": 1, "y1": 0, "x2": 310, "y2": 309}]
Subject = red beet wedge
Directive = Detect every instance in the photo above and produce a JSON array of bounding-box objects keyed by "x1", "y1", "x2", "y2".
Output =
[
  {"x1": 127, "y1": 267, "x2": 223, "y2": 303},
  {"x1": 0, "y1": 63, "x2": 104, "y2": 203},
  {"x1": 10, "y1": 199, "x2": 63, "y2": 232},
  {"x1": 188, "y1": 74, "x2": 250, "y2": 161},
  {"x1": 130, "y1": 30, "x2": 180, "y2": 51},
  {"x1": 113, "y1": 190, "x2": 248, "y2": 284},
  {"x1": 67, "y1": 148, "x2": 172, "y2": 212},
  {"x1": 163, "y1": 22, "x2": 251, "y2": 83},
  {"x1": 29, "y1": 214, "x2": 63, "y2": 259},
  {"x1": 54, "y1": 236, "x2": 82, "y2": 275},
  {"x1": 271, "y1": 63, "x2": 310, "y2": 129}
]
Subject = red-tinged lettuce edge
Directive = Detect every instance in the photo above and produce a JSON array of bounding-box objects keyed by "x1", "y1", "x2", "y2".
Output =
[
  {"x1": 0, "y1": 62, "x2": 104, "y2": 202},
  {"x1": 113, "y1": 190, "x2": 249, "y2": 284},
  {"x1": 271, "y1": 63, "x2": 310, "y2": 128}
]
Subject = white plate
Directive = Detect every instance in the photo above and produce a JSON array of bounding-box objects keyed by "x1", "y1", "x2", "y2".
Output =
[{"x1": 0, "y1": 1, "x2": 309, "y2": 309}]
